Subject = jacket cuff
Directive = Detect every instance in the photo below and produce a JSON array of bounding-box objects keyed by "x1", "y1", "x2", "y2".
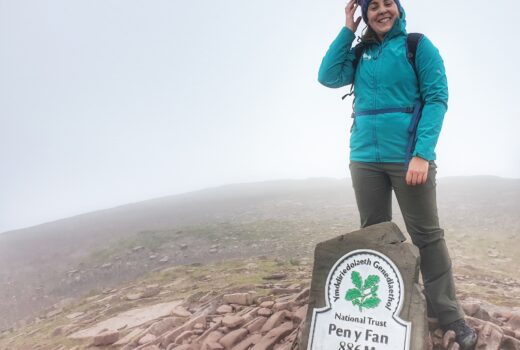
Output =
[{"x1": 412, "y1": 150, "x2": 434, "y2": 161}]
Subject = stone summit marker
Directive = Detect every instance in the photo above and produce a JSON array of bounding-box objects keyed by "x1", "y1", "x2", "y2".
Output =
[{"x1": 300, "y1": 222, "x2": 428, "y2": 350}]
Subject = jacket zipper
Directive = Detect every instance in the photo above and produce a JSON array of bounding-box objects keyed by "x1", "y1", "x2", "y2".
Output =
[{"x1": 373, "y1": 43, "x2": 382, "y2": 162}]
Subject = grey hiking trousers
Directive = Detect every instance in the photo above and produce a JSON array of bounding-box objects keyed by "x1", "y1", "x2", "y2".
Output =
[{"x1": 349, "y1": 160, "x2": 465, "y2": 326}]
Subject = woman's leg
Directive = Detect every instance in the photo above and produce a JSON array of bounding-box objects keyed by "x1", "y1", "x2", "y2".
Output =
[
  {"x1": 386, "y1": 161, "x2": 465, "y2": 326},
  {"x1": 349, "y1": 161, "x2": 393, "y2": 227}
]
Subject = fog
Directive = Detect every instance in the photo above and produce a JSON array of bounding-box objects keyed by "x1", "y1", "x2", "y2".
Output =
[{"x1": 1, "y1": 0, "x2": 518, "y2": 233}]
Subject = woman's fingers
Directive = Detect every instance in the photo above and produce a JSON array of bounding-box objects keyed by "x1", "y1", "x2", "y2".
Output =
[
  {"x1": 354, "y1": 15, "x2": 362, "y2": 28},
  {"x1": 406, "y1": 157, "x2": 429, "y2": 186},
  {"x1": 351, "y1": 3, "x2": 358, "y2": 15},
  {"x1": 345, "y1": 0, "x2": 360, "y2": 31},
  {"x1": 411, "y1": 172, "x2": 418, "y2": 186},
  {"x1": 346, "y1": 0, "x2": 357, "y2": 15},
  {"x1": 406, "y1": 168, "x2": 428, "y2": 186},
  {"x1": 421, "y1": 171, "x2": 428, "y2": 184}
]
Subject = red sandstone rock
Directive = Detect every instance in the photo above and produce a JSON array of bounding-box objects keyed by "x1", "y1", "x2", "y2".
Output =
[
  {"x1": 232, "y1": 334, "x2": 262, "y2": 350},
  {"x1": 261, "y1": 311, "x2": 291, "y2": 333},
  {"x1": 162, "y1": 315, "x2": 206, "y2": 347},
  {"x1": 201, "y1": 331, "x2": 225, "y2": 350},
  {"x1": 245, "y1": 317, "x2": 268, "y2": 334},
  {"x1": 175, "y1": 331, "x2": 195, "y2": 345},
  {"x1": 139, "y1": 333, "x2": 158, "y2": 345},
  {"x1": 292, "y1": 305, "x2": 308, "y2": 324},
  {"x1": 251, "y1": 322, "x2": 294, "y2": 350},
  {"x1": 494, "y1": 311, "x2": 513, "y2": 322},
  {"x1": 219, "y1": 328, "x2": 248, "y2": 349},
  {"x1": 466, "y1": 316, "x2": 485, "y2": 331},
  {"x1": 259, "y1": 301, "x2": 275, "y2": 308},
  {"x1": 223, "y1": 293, "x2": 253, "y2": 306},
  {"x1": 475, "y1": 307, "x2": 491, "y2": 322},
  {"x1": 92, "y1": 330, "x2": 120, "y2": 346},
  {"x1": 293, "y1": 288, "x2": 310, "y2": 301},
  {"x1": 504, "y1": 328, "x2": 517, "y2": 338},
  {"x1": 271, "y1": 288, "x2": 300, "y2": 295},
  {"x1": 222, "y1": 316, "x2": 244, "y2": 328},
  {"x1": 272, "y1": 301, "x2": 294, "y2": 312},
  {"x1": 240, "y1": 307, "x2": 260, "y2": 322},
  {"x1": 149, "y1": 317, "x2": 179, "y2": 336},
  {"x1": 508, "y1": 314, "x2": 520, "y2": 331},
  {"x1": 141, "y1": 345, "x2": 160, "y2": 350},
  {"x1": 166, "y1": 344, "x2": 196, "y2": 350},
  {"x1": 257, "y1": 308, "x2": 273, "y2": 317},
  {"x1": 216, "y1": 305, "x2": 233, "y2": 314},
  {"x1": 476, "y1": 322, "x2": 503, "y2": 350},
  {"x1": 502, "y1": 335, "x2": 520, "y2": 350},
  {"x1": 447, "y1": 342, "x2": 460, "y2": 350},
  {"x1": 172, "y1": 306, "x2": 192, "y2": 317},
  {"x1": 433, "y1": 328, "x2": 443, "y2": 338},
  {"x1": 431, "y1": 329, "x2": 443, "y2": 348},
  {"x1": 462, "y1": 302, "x2": 481, "y2": 317},
  {"x1": 443, "y1": 330, "x2": 456, "y2": 349},
  {"x1": 195, "y1": 321, "x2": 223, "y2": 344},
  {"x1": 52, "y1": 324, "x2": 76, "y2": 337},
  {"x1": 256, "y1": 296, "x2": 273, "y2": 304},
  {"x1": 206, "y1": 342, "x2": 224, "y2": 350}
]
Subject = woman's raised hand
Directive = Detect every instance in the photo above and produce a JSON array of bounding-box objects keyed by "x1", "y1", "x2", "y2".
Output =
[{"x1": 345, "y1": 0, "x2": 362, "y2": 33}]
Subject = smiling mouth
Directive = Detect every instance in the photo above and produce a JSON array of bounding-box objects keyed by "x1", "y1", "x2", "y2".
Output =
[{"x1": 377, "y1": 17, "x2": 392, "y2": 24}]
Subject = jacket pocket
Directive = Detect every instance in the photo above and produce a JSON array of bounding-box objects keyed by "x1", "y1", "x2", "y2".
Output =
[
  {"x1": 349, "y1": 115, "x2": 373, "y2": 159},
  {"x1": 376, "y1": 112, "x2": 412, "y2": 161}
]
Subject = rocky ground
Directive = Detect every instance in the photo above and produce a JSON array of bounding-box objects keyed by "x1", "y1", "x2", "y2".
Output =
[
  {"x1": 1, "y1": 256, "x2": 520, "y2": 350},
  {"x1": 1, "y1": 178, "x2": 519, "y2": 349},
  {"x1": 429, "y1": 303, "x2": 520, "y2": 349},
  {"x1": 1, "y1": 177, "x2": 519, "y2": 332}
]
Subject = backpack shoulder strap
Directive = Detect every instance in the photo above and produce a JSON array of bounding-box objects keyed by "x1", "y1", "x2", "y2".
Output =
[
  {"x1": 352, "y1": 42, "x2": 365, "y2": 72},
  {"x1": 406, "y1": 33, "x2": 424, "y2": 78},
  {"x1": 342, "y1": 42, "x2": 365, "y2": 100}
]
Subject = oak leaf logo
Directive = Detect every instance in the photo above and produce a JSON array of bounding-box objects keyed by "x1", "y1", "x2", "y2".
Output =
[{"x1": 345, "y1": 271, "x2": 381, "y2": 312}]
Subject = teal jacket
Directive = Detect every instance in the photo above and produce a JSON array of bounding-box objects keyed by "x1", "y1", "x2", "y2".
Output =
[{"x1": 318, "y1": 5, "x2": 448, "y2": 162}]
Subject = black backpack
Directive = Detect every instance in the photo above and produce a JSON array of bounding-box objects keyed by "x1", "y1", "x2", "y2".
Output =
[{"x1": 342, "y1": 33, "x2": 424, "y2": 100}]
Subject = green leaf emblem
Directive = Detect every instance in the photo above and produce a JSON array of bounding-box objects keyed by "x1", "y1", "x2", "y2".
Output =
[
  {"x1": 344, "y1": 271, "x2": 382, "y2": 312},
  {"x1": 351, "y1": 271, "x2": 362, "y2": 289},
  {"x1": 364, "y1": 275, "x2": 380, "y2": 289},
  {"x1": 361, "y1": 297, "x2": 381, "y2": 309},
  {"x1": 345, "y1": 288, "x2": 362, "y2": 301}
]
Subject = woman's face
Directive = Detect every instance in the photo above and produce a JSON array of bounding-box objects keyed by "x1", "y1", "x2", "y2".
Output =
[{"x1": 366, "y1": 0, "x2": 400, "y2": 39}]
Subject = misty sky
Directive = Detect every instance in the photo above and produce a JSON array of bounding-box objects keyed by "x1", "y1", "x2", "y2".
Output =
[{"x1": 1, "y1": 0, "x2": 519, "y2": 233}]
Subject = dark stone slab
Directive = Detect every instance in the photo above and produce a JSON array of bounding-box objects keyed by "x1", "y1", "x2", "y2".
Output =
[{"x1": 300, "y1": 221, "x2": 428, "y2": 350}]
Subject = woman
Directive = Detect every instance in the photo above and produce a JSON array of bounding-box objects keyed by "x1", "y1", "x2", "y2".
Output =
[{"x1": 318, "y1": 0, "x2": 477, "y2": 349}]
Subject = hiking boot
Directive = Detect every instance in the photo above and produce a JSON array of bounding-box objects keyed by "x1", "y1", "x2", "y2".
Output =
[{"x1": 442, "y1": 319, "x2": 477, "y2": 350}]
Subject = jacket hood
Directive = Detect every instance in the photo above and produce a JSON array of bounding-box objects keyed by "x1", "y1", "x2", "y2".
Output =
[{"x1": 394, "y1": 2, "x2": 407, "y2": 36}]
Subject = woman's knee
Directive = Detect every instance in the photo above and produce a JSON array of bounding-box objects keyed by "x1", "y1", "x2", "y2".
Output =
[{"x1": 409, "y1": 227, "x2": 445, "y2": 249}]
